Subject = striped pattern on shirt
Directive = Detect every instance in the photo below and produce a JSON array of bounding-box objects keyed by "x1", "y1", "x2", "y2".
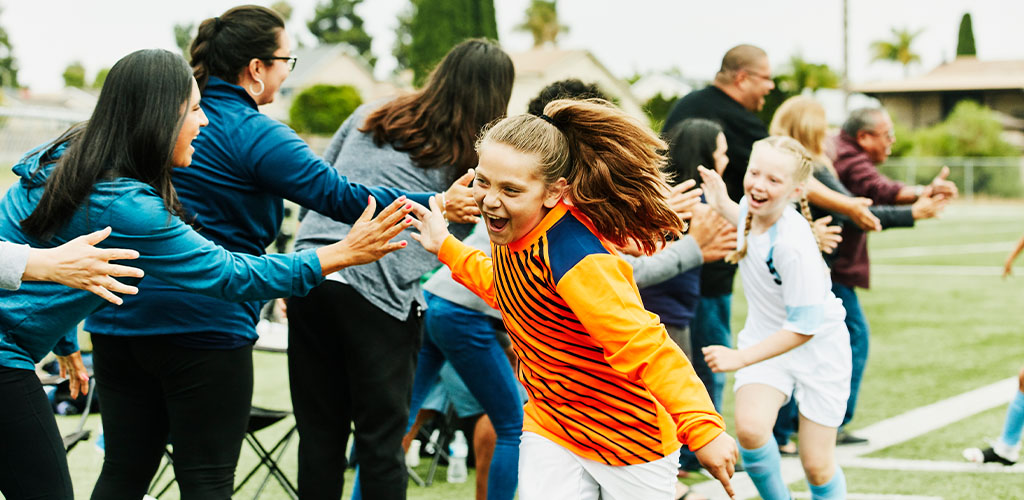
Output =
[{"x1": 438, "y1": 202, "x2": 724, "y2": 466}]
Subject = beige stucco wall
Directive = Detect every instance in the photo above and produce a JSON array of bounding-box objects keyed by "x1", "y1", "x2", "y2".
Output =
[
  {"x1": 507, "y1": 56, "x2": 646, "y2": 123},
  {"x1": 877, "y1": 94, "x2": 943, "y2": 129}
]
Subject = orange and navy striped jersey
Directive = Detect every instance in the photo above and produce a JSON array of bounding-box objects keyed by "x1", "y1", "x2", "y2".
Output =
[{"x1": 437, "y1": 202, "x2": 725, "y2": 466}]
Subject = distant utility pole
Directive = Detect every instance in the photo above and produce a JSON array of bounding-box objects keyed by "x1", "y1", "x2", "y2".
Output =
[{"x1": 842, "y1": 0, "x2": 850, "y2": 113}]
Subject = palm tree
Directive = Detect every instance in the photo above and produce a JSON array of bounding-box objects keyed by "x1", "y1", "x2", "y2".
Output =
[
  {"x1": 870, "y1": 27, "x2": 924, "y2": 76},
  {"x1": 515, "y1": 0, "x2": 568, "y2": 48},
  {"x1": 781, "y1": 55, "x2": 840, "y2": 94}
]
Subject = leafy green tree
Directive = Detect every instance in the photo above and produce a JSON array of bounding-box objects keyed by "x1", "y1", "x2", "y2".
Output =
[
  {"x1": 870, "y1": 27, "x2": 924, "y2": 76},
  {"x1": 407, "y1": 0, "x2": 498, "y2": 85},
  {"x1": 910, "y1": 101, "x2": 1017, "y2": 158},
  {"x1": 0, "y1": 7, "x2": 19, "y2": 88},
  {"x1": 307, "y1": 0, "x2": 376, "y2": 67},
  {"x1": 642, "y1": 93, "x2": 678, "y2": 132},
  {"x1": 776, "y1": 55, "x2": 840, "y2": 94},
  {"x1": 890, "y1": 101, "x2": 1020, "y2": 197},
  {"x1": 392, "y1": 5, "x2": 414, "y2": 72},
  {"x1": 515, "y1": 0, "x2": 568, "y2": 48},
  {"x1": 289, "y1": 84, "x2": 363, "y2": 135},
  {"x1": 62, "y1": 61, "x2": 86, "y2": 88},
  {"x1": 174, "y1": 22, "x2": 195, "y2": 62},
  {"x1": 956, "y1": 13, "x2": 976, "y2": 57},
  {"x1": 92, "y1": 68, "x2": 110, "y2": 89},
  {"x1": 755, "y1": 56, "x2": 839, "y2": 124}
]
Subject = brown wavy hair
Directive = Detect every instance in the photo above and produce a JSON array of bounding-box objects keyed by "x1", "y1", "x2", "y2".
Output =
[
  {"x1": 480, "y1": 99, "x2": 683, "y2": 255},
  {"x1": 360, "y1": 39, "x2": 514, "y2": 179}
]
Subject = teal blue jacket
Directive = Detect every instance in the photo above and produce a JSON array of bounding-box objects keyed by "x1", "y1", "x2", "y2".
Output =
[{"x1": 0, "y1": 144, "x2": 325, "y2": 370}]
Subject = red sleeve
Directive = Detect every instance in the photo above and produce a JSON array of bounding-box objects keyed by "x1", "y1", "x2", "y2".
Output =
[
  {"x1": 837, "y1": 156, "x2": 904, "y2": 205},
  {"x1": 556, "y1": 253, "x2": 726, "y2": 449}
]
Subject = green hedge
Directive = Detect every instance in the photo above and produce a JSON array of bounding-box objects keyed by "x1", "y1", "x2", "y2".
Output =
[{"x1": 289, "y1": 84, "x2": 363, "y2": 135}]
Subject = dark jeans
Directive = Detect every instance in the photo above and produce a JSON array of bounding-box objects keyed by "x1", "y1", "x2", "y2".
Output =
[
  {"x1": 287, "y1": 281, "x2": 421, "y2": 500},
  {"x1": 90, "y1": 334, "x2": 253, "y2": 500},
  {"x1": 832, "y1": 282, "x2": 869, "y2": 428},
  {"x1": 679, "y1": 294, "x2": 732, "y2": 470},
  {"x1": 772, "y1": 398, "x2": 799, "y2": 446},
  {"x1": 408, "y1": 292, "x2": 523, "y2": 500},
  {"x1": 0, "y1": 366, "x2": 74, "y2": 500}
]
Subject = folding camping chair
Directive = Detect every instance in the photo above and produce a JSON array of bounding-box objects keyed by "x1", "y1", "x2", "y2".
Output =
[
  {"x1": 234, "y1": 406, "x2": 298, "y2": 499},
  {"x1": 147, "y1": 405, "x2": 298, "y2": 500},
  {"x1": 409, "y1": 403, "x2": 458, "y2": 487},
  {"x1": 38, "y1": 372, "x2": 96, "y2": 453}
]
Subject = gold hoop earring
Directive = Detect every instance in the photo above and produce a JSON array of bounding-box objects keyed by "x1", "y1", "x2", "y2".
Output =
[{"x1": 249, "y1": 79, "x2": 265, "y2": 97}]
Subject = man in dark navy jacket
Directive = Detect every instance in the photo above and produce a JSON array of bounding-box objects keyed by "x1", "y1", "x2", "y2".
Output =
[{"x1": 661, "y1": 44, "x2": 774, "y2": 419}]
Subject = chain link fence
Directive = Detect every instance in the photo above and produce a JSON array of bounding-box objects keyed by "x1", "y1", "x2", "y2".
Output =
[
  {"x1": 0, "y1": 106, "x2": 88, "y2": 169},
  {"x1": 879, "y1": 156, "x2": 1024, "y2": 200}
]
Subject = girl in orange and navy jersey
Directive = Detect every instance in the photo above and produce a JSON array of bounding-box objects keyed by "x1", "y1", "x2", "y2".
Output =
[{"x1": 411, "y1": 98, "x2": 738, "y2": 500}]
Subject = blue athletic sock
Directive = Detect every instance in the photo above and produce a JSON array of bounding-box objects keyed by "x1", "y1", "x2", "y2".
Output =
[
  {"x1": 999, "y1": 390, "x2": 1024, "y2": 448},
  {"x1": 808, "y1": 465, "x2": 846, "y2": 500},
  {"x1": 739, "y1": 441, "x2": 791, "y2": 500}
]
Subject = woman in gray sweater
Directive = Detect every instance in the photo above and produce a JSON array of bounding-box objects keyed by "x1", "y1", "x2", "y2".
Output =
[{"x1": 287, "y1": 39, "x2": 514, "y2": 499}]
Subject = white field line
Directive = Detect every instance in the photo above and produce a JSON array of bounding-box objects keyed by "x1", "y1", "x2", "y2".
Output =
[
  {"x1": 872, "y1": 265, "x2": 1003, "y2": 276},
  {"x1": 872, "y1": 241, "x2": 1014, "y2": 259},
  {"x1": 838, "y1": 456, "x2": 1024, "y2": 474},
  {"x1": 691, "y1": 377, "x2": 1019, "y2": 500},
  {"x1": 792, "y1": 493, "x2": 943, "y2": 500}
]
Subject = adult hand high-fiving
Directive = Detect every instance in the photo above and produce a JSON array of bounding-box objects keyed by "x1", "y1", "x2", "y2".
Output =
[
  {"x1": 21, "y1": 226, "x2": 143, "y2": 305},
  {"x1": 440, "y1": 169, "x2": 482, "y2": 224}
]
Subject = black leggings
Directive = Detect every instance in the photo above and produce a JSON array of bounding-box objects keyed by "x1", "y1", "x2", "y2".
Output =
[
  {"x1": 0, "y1": 366, "x2": 74, "y2": 500},
  {"x1": 89, "y1": 334, "x2": 253, "y2": 500},
  {"x1": 288, "y1": 281, "x2": 421, "y2": 500}
]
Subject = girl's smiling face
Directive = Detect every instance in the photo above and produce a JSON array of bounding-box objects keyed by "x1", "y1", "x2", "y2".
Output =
[
  {"x1": 742, "y1": 146, "x2": 803, "y2": 220},
  {"x1": 473, "y1": 142, "x2": 566, "y2": 245}
]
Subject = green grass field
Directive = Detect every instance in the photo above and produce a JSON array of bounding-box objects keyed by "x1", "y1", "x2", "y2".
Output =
[{"x1": 26, "y1": 200, "x2": 1024, "y2": 499}]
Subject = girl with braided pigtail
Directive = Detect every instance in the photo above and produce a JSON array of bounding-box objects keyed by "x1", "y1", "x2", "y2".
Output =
[{"x1": 700, "y1": 136, "x2": 852, "y2": 500}]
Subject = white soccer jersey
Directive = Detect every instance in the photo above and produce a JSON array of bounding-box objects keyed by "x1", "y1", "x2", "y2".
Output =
[{"x1": 735, "y1": 197, "x2": 847, "y2": 349}]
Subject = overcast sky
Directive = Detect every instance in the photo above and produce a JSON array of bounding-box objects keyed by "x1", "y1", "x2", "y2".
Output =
[{"x1": 2, "y1": 0, "x2": 1022, "y2": 92}]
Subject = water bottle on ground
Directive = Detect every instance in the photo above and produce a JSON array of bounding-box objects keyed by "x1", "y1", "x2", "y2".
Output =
[
  {"x1": 447, "y1": 430, "x2": 468, "y2": 483},
  {"x1": 406, "y1": 439, "x2": 422, "y2": 467},
  {"x1": 425, "y1": 429, "x2": 441, "y2": 454}
]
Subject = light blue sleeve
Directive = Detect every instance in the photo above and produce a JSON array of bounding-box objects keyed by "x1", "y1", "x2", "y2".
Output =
[
  {"x1": 775, "y1": 239, "x2": 829, "y2": 335},
  {"x1": 102, "y1": 190, "x2": 325, "y2": 302}
]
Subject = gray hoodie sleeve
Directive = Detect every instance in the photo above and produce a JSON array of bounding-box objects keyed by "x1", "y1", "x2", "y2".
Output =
[
  {"x1": 0, "y1": 241, "x2": 30, "y2": 290},
  {"x1": 621, "y1": 236, "x2": 704, "y2": 288}
]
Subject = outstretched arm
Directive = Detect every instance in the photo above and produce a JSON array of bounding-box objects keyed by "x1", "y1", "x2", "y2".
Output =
[
  {"x1": 18, "y1": 227, "x2": 144, "y2": 305},
  {"x1": 410, "y1": 196, "x2": 498, "y2": 307},
  {"x1": 807, "y1": 176, "x2": 881, "y2": 232},
  {"x1": 557, "y1": 255, "x2": 736, "y2": 496},
  {"x1": 703, "y1": 329, "x2": 812, "y2": 372},
  {"x1": 1005, "y1": 233, "x2": 1024, "y2": 279},
  {"x1": 699, "y1": 166, "x2": 740, "y2": 226}
]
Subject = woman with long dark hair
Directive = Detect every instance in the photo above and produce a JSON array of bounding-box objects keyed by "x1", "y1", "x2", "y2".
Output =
[
  {"x1": 0, "y1": 48, "x2": 410, "y2": 500},
  {"x1": 639, "y1": 118, "x2": 732, "y2": 493},
  {"x1": 287, "y1": 38, "x2": 513, "y2": 499},
  {"x1": 84, "y1": 7, "x2": 476, "y2": 499}
]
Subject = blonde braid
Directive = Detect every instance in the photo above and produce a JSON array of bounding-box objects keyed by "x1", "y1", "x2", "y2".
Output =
[
  {"x1": 725, "y1": 211, "x2": 753, "y2": 264},
  {"x1": 799, "y1": 196, "x2": 823, "y2": 252}
]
